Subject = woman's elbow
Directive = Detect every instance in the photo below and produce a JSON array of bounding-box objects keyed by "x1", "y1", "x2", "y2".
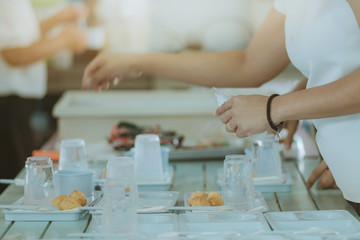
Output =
[{"x1": 1, "y1": 51, "x2": 34, "y2": 67}]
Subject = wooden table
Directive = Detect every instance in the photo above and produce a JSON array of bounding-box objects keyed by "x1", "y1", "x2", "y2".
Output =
[{"x1": 0, "y1": 156, "x2": 358, "y2": 239}]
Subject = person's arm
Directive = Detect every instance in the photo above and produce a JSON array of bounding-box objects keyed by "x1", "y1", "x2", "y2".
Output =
[
  {"x1": 216, "y1": 67, "x2": 360, "y2": 138},
  {"x1": 279, "y1": 78, "x2": 308, "y2": 149},
  {"x1": 306, "y1": 159, "x2": 337, "y2": 189},
  {"x1": 1, "y1": 25, "x2": 86, "y2": 67},
  {"x1": 39, "y1": 4, "x2": 87, "y2": 35},
  {"x1": 83, "y1": 8, "x2": 290, "y2": 90},
  {"x1": 272, "y1": 67, "x2": 360, "y2": 124}
]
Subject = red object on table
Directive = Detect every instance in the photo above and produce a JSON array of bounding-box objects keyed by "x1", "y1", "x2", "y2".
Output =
[{"x1": 32, "y1": 150, "x2": 59, "y2": 161}]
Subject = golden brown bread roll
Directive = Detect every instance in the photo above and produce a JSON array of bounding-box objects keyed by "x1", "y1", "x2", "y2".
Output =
[
  {"x1": 51, "y1": 194, "x2": 68, "y2": 208},
  {"x1": 70, "y1": 190, "x2": 87, "y2": 206},
  {"x1": 57, "y1": 196, "x2": 81, "y2": 210},
  {"x1": 51, "y1": 190, "x2": 87, "y2": 210},
  {"x1": 188, "y1": 191, "x2": 211, "y2": 206},
  {"x1": 207, "y1": 191, "x2": 224, "y2": 206}
]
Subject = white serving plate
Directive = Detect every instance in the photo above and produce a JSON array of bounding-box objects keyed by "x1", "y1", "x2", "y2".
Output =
[
  {"x1": 90, "y1": 191, "x2": 180, "y2": 215},
  {"x1": 2, "y1": 191, "x2": 102, "y2": 221},
  {"x1": 87, "y1": 214, "x2": 179, "y2": 236},
  {"x1": 217, "y1": 168, "x2": 293, "y2": 193},
  {"x1": 184, "y1": 191, "x2": 268, "y2": 212},
  {"x1": 178, "y1": 211, "x2": 271, "y2": 234},
  {"x1": 265, "y1": 210, "x2": 360, "y2": 234}
]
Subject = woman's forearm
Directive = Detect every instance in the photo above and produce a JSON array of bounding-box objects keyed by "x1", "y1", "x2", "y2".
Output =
[
  {"x1": 137, "y1": 51, "x2": 253, "y2": 88},
  {"x1": 39, "y1": 15, "x2": 60, "y2": 35},
  {"x1": 273, "y1": 67, "x2": 360, "y2": 124},
  {"x1": 1, "y1": 35, "x2": 66, "y2": 66},
  {"x1": 133, "y1": 7, "x2": 290, "y2": 88}
]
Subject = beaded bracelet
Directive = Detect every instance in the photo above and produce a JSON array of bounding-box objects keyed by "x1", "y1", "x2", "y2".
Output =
[{"x1": 266, "y1": 94, "x2": 283, "y2": 133}]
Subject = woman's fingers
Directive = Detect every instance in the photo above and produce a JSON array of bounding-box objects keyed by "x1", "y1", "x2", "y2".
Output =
[
  {"x1": 82, "y1": 56, "x2": 104, "y2": 89},
  {"x1": 216, "y1": 98, "x2": 233, "y2": 116},
  {"x1": 306, "y1": 160, "x2": 328, "y2": 189},
  {"x1": 319, "y1": 169, "x2": 336, "y2": 189},
  {"x1": 282, "y1": 120, "x2": 299, "y2": 149}
]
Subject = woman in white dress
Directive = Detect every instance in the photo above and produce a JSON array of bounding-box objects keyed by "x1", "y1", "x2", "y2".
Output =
[{"x1": 82, "y1": 0, "x2": 360, "y2": 214}]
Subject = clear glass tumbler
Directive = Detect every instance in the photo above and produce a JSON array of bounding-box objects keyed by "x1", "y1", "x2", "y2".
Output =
[
  {"x1": 106, "y1": 156, "x2": 138, "y2": 200},
  {"x1": 102, "y1": 178, "x2": 138, "y2": 234},
  {"x1": 222, "y1": 154, "x2": 255, "y2": 210},
  {"x1": 134, "y1": 134, "x2": 163, "y2": 181},
  {"x1": 252, "y1": 135, "x2": 282, "y2": 178},
  {"x1": 59, "y1": 138, "x2": 87, "y2": 170},
  {"x1": 24, "y1": 156, "x2": 56, "y2": 205}
]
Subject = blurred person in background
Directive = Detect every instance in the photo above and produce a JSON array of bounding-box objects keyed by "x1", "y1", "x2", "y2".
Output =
[
  {"x1": 0, "y1": 0, "x2": 87, "y2": 193},
  {"x1": 82, "y1": 0, "x2": 360, "y2": 214}
]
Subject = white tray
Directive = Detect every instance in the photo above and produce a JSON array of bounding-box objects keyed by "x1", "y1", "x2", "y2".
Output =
[
  {"x1": 3, "y1": 191, "x2": 102, "y2": 221},
  {"x1": 184, "y1": 191, "x2": 268, "y2": 212},
  {"x1": 169, "y1": 146, "x2": 244, "y2": 160},
  {"x1": 178, "y1": 211, "x2": 271, "y2": 234},
  {"x1": 217, "y1": 168, "x2": 293, "y2": 193},
  {"x1": 138, "y1": 166, "x2": 174, "y2": 191},
  {"x1": 90, "y1": 191, "x2": 180, "y2": 215},
  {"x1": 95, "y1": 166, "x2": 174, "y2": 192},
  {"x1": 87, "y1": 214, "x2": 179, "y2": 236},
  {"x1": 265, "y1": 210, "x2": 360, "y2": 234}
]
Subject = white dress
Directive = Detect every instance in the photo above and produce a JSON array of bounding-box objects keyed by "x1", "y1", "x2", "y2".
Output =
[
  {"x1": 274, "y1": 0, "x2": 360, "y2": 202},
  {"x1": 0, "y1": 0, "x2": 46, "y2": 99}
]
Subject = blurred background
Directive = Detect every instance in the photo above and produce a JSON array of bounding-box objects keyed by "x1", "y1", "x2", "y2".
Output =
[{"x1": 28, "y1": 0, "x2": 304, "y2": 149}]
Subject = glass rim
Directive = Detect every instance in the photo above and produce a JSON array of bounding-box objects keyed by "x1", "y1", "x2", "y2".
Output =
[
  {"x1": 26, "y1": 156, "x2": 51, "y2": 162},
  {"x1": 135, "y1": 134, "x2": 160, "y2": 141},
  {"x1": 61, "y1": 138, "x2": 85, "y2": 146},
  {"x1": 224, "y1": 154, "x2": 251, "y2": 162}
]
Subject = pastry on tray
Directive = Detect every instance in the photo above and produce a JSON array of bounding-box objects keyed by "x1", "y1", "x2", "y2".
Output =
[
  {"x1": 69, "y1": 190, "x2": 87, "y2": 206},
  {"x1": 188, "y1": 190, "x2": 224, "y2": 207},
  {"x1": 51, "y1": 190, "x2": 86, "y2": 210},
  {"x1": 207, "y1": 191, "x2": 224, "y2": 206}
]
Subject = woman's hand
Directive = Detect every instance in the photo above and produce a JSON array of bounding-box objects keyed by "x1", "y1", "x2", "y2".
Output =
[
  {"x1": 306, "y1": 160, "x2": 338, "y2": 189},
  {"x1": 279, "y1": 120, "x2": 299, "y2": 149},
  {"x1": 82, "y1": 54, "x2": 143, "y2": 91},
  {"x1": 216, "y1": 94, "x2": 275, "y2": 138},
  {"x1": 60, "y1": 25, "x2": 87, "y2": 54},
  {"x1": 56, "y1": 4, "x2": 88, "y2": 24}
]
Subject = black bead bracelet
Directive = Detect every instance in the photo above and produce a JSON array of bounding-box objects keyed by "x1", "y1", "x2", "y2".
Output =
[{"x1": 266, "y1": 94, "x2": 283, "y2": 132}]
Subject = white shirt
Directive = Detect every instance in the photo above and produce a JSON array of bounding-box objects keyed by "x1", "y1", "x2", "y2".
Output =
[
  {"x1": 275, "y1": 0, "x2": 360, "y2": 202},
  {"x1": 0, "y1": 0, "x2": 46, "y2": 99}
]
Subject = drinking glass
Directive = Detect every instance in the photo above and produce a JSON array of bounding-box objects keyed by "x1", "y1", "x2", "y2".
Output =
[
  {"x1": 59, "y1": 138, "x2": 87, "y2": 170},
  {"x1": 106, "y1": 156, "x2": 139, "y2": 200},
  {"x1": 252, "y1": 134, "x2": 282, "y2": 178},
  {"x1": 134, "y1": 134, "x2": 163, "y2": 181},
  {"x1": 222, "y1": 155, "x2": 255, "y2": 210},
  {"x1": 102, "y1": 178, "x2": 138, "y2": 234},
  {"x1": 24, "y1": 156, "x2": 56, "y2": 205},
  {"x1": 161, "y1": 146, "x2": 170, "y2": 178}
]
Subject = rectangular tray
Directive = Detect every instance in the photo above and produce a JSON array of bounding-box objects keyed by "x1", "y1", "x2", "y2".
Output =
[
  {"x1": 87, "y1": 214, "x2": 179, "y2": 236},
  {"x1": 217, "y1": 169, "x2": 293, "y2": 193},
  {"x1": 3, "y1": 191, "x2": 102, "y2": 221},
  {"x1": 265, "y1": 210, "x2": 360, "y2": 234},
  {"x1": 184, "y1": 191, "x2": 268, "y2": 212},
  {"x1": 138, "y1": 166, "x2": 174, "y2": 191},
  {"x1": 95, "y1": 166, "x2": 174, "y2": 192},
  {"x1": 90, "y1": 191, "x2": 180, "y2": 215},
  {"x1": 179, "y1": 211, "x2": 271, "y2": 234},
  {"x1": 169, "y1": 146, "x2": 244, "y2": 160}
]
